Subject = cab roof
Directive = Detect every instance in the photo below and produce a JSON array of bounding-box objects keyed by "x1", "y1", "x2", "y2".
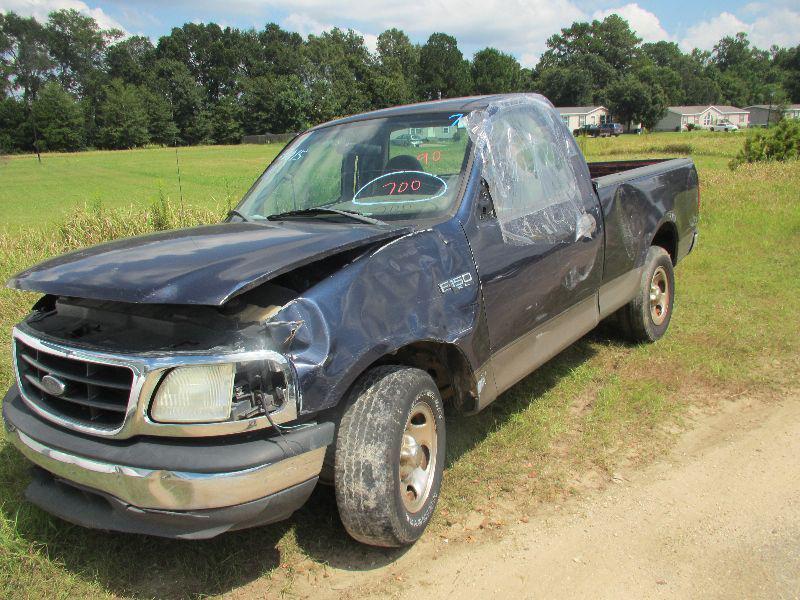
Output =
[{"x1": 310, "y1": 95, "x2": 510, "y2": 131}]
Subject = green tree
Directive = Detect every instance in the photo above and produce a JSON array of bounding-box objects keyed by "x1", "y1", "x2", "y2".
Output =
[
  {"x1": 0, "y1": 12, "x2": 52, "y2": 101},
  {"x1": 607, "y1": 73, "x2": 667, "y2": 129},
  {"x1": 45, "y1": 9, "x2": 122, "y2": 98},
  {"x1": 536, "y1": 67, "x2": 593, "y2": 106},
  {"x1": 636, "y1": 64, "x2": 684, "y2": 105},
  {"x1": 303, "y1": 28, "x2": 375, "y2": 121},
  {"x1": 209, "y1": 94, "x2": 243, "y2": 144},
  {"x1": 153, "y1": 58, "x2": 209, "y2": 144},
  {"x1": 373, "y1": 28, "x2": 419, "y2": 107},
  {"x1": 156, "y1": 22, "x2": 243, "y2": 102},
  {"x1": 107, "y1": 36, "x2": 156, "y2": 86},
  {"x1": 774, "y1": 46, "x2": 800, "y2": 102},
  {"x1": 540, "y1": 15, "x2": 640, "y2": 75},
  {"x1": 712, "y1": 32, "x2": 753, "y2": 72},
  {"x1": 0, "y1": 15, "x2": 12, "y2": 96},
  {"x1": 241, "y1": 74, "x2": 310, "y2": 134},
  {"x1": 418, "y1": 33, "x2": 472, "y2": 99},
  {"x1": 472, "y1": 48, "x2": 521, "y2": 93},
  {"x1": 251, "y1": 23, "x2": 306, "y2": 78},
  {"x1": 140, "y1": 87, "x2": 179, "y2": 145},
  {"x1": 641, "y1": 42, "x2": 719, "y2": 105},
  {"x1": 97, "y1": 79, "x2": 150, "y2": 149},
  {"x1": 0, "y1": 96, "x2": 30, "y2": 151},
  {"x1": 31, "y1": 82, "x2": 85, "y2": 150}
]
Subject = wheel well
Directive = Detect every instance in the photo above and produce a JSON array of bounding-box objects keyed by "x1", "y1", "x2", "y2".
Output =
[
  {"x1": 652, "y1": 222, "x2": 678, "y2": 264},
  {"x1": 373, "y1": 341, "x2": 478, "y2": 413}
]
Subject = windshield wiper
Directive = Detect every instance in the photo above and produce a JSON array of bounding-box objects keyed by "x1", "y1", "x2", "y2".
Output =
[
  {"x1": 266, "y1": 207, "x2": 386, "y2": 226},
  {"x1": 227, "y1": 209, "x2": 250, "y2": 222}
]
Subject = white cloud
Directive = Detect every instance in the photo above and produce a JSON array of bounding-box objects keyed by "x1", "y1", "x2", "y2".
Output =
[
  {"x1": 282, "y1": 13, "x2": 378, "y2": 54},
  {"x1": 679, "y1": 11, "x2": 750, "y2": 51},
  {"x1": 678, "y1": 7, "x2": 800, "y2": 51},
  {"x1": 0, "y1": 0, "x2": 126, "y2": 32},
  {"x1": 592, "y1": 4, "x2": 671, "y2": 42},
  {"x1": 361, "y1": 32, "x2": 379, "y2": 55},
  {"x1": 281, "y1": 13, "x2": 332, "y2": 38},
  {"x1": 748, "y1": 8, "x2": 800, "y2": 49}
]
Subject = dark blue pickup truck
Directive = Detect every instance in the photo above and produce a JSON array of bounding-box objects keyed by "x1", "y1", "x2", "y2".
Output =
[{"x1": 3, "y1": 94, "x2": 698, "y2": 546}]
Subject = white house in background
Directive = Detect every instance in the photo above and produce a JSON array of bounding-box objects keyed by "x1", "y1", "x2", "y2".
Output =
[
  {"x1": 654, "y1": 105, "x2": 750, "y2": 131},
  {"x1": 744, "y1": 104, "x2": 800, "y2": 126},
  {"x1": 409, "y1": 125, "x2": 457, "y2": 140},
  {"x1": 557, "y1": 106, "x2": 610, "y2": 131}
]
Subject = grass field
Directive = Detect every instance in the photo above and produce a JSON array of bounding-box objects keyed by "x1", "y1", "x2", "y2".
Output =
[
  {"x1": 0, "y1": 144, "x2": 284, "y2": 231},
  {"x1": 0, "y1": 131, "x2": 798, "y2": 598}
]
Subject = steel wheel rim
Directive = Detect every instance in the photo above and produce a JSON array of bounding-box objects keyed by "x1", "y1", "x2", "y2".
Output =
[
  {"x1": 649, "y1": 266, "x2": 670, "y2": 325},
  {"x1": 399, "y1": 400, "x2": 437, "y2": 513}
]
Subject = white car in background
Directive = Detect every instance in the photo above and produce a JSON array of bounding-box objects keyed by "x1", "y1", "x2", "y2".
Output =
[{"x1": 709, "y1": 120, "x2": 739, "y2": 132}]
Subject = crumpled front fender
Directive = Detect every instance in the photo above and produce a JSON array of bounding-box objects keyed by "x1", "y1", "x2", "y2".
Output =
[{"x1": 263, "y1": 220, "x2": 492, "y2": 414}]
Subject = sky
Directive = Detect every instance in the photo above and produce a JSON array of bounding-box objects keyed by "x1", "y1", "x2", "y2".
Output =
[{"x1": 2, "y1": 0, "x2": 799, "y2": 66}]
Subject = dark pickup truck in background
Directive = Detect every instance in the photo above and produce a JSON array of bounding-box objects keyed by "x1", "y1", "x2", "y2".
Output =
[
  {"x1": 3, "y1": 94, "x2": 698, "y2": 547},
  {"x1": 574, "y1": 122, "x2": 624, "y2": 137}
]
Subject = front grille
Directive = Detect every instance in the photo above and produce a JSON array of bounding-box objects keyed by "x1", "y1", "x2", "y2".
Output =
[{"x1": 14, "y1": 338, "x2": 134, "y2": 430}]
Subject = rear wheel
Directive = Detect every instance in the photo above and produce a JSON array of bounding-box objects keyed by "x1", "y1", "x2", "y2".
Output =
[
  {"x1": 334, "y1": 366, "x2": 445, "y2": 547},
  {"x1": 617, "y1": 246, "x2": 675, "y2": 343}
]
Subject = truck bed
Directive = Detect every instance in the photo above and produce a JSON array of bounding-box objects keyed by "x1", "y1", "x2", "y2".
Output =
[{"x1": 588, "y1": 158, "x2": 673, "y2": 181}]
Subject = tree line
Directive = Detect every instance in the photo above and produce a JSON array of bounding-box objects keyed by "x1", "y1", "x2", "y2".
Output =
[{"x1": 1, "y1": 10, "x2": 798, "y2": 152}]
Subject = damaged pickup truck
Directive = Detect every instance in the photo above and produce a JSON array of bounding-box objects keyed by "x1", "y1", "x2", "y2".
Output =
[{"x1": 3, "y1": 94, "x2": 698, "y2": 546}]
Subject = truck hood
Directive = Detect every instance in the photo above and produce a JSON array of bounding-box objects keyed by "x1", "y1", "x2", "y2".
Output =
[{"x1": 8, "y1": 221, "x2": 408, "y2": 305}]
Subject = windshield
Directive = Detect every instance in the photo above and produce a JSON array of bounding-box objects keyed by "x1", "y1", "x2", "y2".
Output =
[{"x1": 236, "y1": 112, "x2": 471, "y2": 222}]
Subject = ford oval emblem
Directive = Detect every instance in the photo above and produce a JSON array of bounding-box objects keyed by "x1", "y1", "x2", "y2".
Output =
[{"x1": 41, "y1": 374, "x2": 67, "y2": 397}]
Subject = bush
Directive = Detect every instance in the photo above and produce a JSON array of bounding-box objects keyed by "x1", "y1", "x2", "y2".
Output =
[{"x1": 730, "y1": 118, "x2": 800, "y2": 169}]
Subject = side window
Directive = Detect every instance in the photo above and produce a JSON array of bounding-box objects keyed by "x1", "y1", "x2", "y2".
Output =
[{"x1": 471, "y1": 104, "x2": 591, "y2": 245}]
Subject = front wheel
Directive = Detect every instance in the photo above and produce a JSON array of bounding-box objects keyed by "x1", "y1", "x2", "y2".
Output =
[
  {"x1": 335, "y1": 366, "x2": 445, "y2": 547},
  {"x1": 617, "y1": 246, "x2": 675, "y2": 343}
]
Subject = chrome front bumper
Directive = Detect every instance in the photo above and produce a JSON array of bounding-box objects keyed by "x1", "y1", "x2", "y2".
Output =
[
  {"x1": 7, "y1": 426, "x2": 325, "y2": 511},
  {"x1": 3, "y1": 385, "x2": 334, "y2": 538}
]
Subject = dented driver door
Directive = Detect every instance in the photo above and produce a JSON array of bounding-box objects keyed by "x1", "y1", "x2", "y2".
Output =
[{"x1": 462, "y1": 99, "x2": 604, "y2": 396}]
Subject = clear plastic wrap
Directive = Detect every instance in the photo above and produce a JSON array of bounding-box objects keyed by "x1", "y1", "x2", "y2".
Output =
[{"x1": 463, "y1": 94, "x2": 596, "y2": 245}]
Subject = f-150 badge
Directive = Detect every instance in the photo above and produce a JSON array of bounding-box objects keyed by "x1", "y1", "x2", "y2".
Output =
[{"x1": 438, "y1": 272, "x2": 474, "y2": 294}]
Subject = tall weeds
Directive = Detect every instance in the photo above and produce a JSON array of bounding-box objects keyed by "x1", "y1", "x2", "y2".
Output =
[{"x1": 1, "y1": 199, "x2": 218, "y2": 282}]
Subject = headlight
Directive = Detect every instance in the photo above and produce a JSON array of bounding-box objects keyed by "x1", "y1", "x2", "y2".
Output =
[{"x1": 150, "y1": 364, "x2": 236, "y2": 423}]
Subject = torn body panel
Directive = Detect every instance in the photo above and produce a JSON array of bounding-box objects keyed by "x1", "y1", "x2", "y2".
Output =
[{"x1": 262, "y1": 219, "x2": 492, "y2": 414}]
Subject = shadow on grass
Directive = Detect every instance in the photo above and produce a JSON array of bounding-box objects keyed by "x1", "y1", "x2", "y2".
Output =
[{"x1": 0, "y1": 330, "x2": 620, "y2": 599}]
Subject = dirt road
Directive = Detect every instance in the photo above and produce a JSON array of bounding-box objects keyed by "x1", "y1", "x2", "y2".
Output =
[{"x1": 288, "y1": 393, "x2": 800, "y2": 599}]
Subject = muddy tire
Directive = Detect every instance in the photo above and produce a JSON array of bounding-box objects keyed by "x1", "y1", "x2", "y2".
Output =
[
  {"x1": 618, "y1": 246, "x2": 675, "y2": 343},
  {"x1": 334, "y1": 366, "x2": 445, "y2": 547}
]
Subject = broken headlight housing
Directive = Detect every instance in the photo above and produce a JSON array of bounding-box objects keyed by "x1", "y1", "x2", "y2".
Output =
[{"x1": 149, "y1": 359, "x2": 295, "y2": 424}]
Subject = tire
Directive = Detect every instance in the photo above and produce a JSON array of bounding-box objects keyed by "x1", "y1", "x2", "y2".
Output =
[
  {"x1": 335, "y1": 365, "x2": 446, "y2": 547},
  {"x1": 617, "y1": 246, "x2": 675, "y2": 343}
]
